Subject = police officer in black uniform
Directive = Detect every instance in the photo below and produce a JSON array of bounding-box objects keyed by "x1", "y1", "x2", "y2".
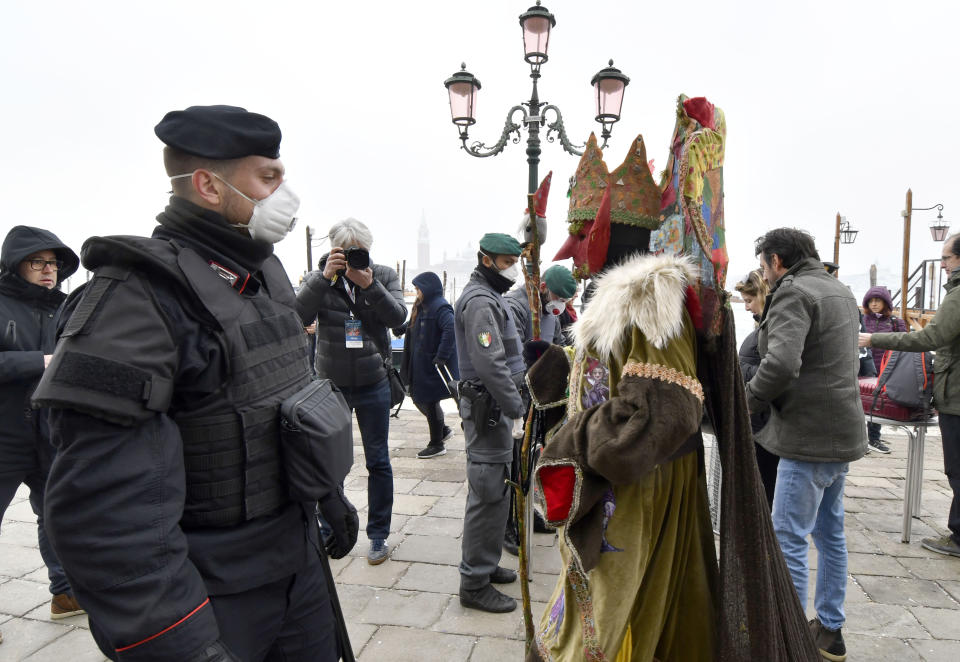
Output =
[
  {"x1": 455, "y1": 233, "x2": 526, "y2": 613},
  {"x1": 32, "y1": 105, "x2": 356, "y2": 662}
]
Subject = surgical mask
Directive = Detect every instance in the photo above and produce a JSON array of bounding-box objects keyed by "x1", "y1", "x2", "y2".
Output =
[
  {"x1": 171, "y1": 172, "x2": 300, "y2": 244},
  {"x1": 496, "y1": 262, "x2": 519, "y2": 283},
  {"x1": 546, "y1": 298, "x2": 565, "y2": 316}
]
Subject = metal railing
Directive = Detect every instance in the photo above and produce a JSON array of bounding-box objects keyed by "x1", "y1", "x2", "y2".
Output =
[{"x1": 891, "y1": 259, "x2": 944, "y2": 313}]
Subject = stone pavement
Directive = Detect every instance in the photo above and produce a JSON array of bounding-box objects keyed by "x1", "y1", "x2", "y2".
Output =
[{"x1": 1, "y1": 411, "x2": 959, "y2": 660}]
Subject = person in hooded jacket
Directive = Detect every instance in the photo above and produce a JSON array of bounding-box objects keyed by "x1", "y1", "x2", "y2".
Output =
[
  {"x1": 0, "y1": 226, "x2": 84, "y2": 624},
  {"x1": 860, "y1": 285, "x2": 908, "y2": 453},
  {"x1": 395, "y1": 271, "x2": 459, "y2": 459}
]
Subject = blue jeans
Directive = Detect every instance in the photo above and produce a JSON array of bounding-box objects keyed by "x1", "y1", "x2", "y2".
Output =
[
  {"x1": 339, "y1": 378, "x2": 393, "y2": 541},
  {"x1": 0, "y1": 469, "x2": 72, "y2": 595},
  {"x1": 772, "y1": 458, "x2": 849, "y2": 631}
]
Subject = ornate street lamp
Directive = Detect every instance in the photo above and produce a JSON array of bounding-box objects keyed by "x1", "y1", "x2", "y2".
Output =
[
  {"x1": 831, "y1": 213, "x2": 858, "y2": 277},
  {"x1": 443, "y1": 1, "x2": 629, "y2": 195}
]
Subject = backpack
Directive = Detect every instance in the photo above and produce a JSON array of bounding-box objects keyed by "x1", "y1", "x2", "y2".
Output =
[{"x1": 873, "y1": 350, "x2": 934, "y2": 414}]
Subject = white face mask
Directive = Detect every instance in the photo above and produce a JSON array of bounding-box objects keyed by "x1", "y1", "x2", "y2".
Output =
[
  {"x1": 546, "y1": 298, "x2": 565, "y2": 316},
  {"x1": 497, "y1": 262, "x2": 520, "y2": 283},
  {"x1": 171, "y1": 172, "x2": 300, "y2": 244}
]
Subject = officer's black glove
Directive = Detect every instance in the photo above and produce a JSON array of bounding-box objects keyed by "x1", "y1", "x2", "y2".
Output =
[
  {"x1": 392, "y1": 322, "x2": 408, "y2": 337},
  {"x1": 523, "y1": 340, "x2": 551, "y2": 369},
  {"x1": 186, "y1": 640, "x2": 241, "y2": 662},
  {"x1": 319, "y1": 486, "x2": 359, "y2": 559}
]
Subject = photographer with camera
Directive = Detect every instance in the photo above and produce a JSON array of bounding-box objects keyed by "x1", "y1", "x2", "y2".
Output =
[{"x1": 297, "y1": 218, "x2": 407, "y2": 566}]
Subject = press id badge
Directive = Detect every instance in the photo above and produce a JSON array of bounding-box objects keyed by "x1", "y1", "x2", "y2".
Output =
[{"x1": 345, "y1": 319, "x2": 363, "y2": 348}]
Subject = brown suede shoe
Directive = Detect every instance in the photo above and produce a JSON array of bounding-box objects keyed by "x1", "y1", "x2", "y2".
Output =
[{"x1": 50, "y1": 594, "x2": 85, "y2": 620}]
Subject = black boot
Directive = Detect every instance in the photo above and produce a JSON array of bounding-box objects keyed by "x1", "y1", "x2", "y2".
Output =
[
  {"x1": 459, "y1": 584, "x2": 517, "y2": 613},
  {"x1": 503, "y1": 526, "x2": 519, "y2": 556},
  {"x1": 489, "y1": 566, "x2": 517, "y2": 584}
]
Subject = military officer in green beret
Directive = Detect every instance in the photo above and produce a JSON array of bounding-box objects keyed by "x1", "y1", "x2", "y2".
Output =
[
  {"x1": 505, "y1": 263, "x2": 577, "y2": 346},
  {"x1": 454, "y1": 232, "x2": 527, "y2": 613}
]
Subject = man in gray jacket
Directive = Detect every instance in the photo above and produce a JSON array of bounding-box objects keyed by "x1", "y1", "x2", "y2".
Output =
[
  {"x1": 454, "y1": 233, "x2": 526, "y2": 613},
  {"x1": 297, "y1": 218, "x2": 407, "y2": 565},
  {"x1": 745, "y1": 228, "x2": 866, "y2": 662}
]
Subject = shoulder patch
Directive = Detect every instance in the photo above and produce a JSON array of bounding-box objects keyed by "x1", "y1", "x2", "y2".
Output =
[{"x1": 478, "y1": 331, "x2": 492, "y2": 347}]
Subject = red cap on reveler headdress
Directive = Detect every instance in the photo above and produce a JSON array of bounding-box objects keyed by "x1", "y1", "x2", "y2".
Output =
[{"x1": 521, "y1": 171, "x2": 553, "y2": 246}]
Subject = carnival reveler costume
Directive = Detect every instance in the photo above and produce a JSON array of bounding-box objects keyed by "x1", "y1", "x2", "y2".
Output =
[{"x1": 526, "y1": 98, "x2": 821, "y2": 662}]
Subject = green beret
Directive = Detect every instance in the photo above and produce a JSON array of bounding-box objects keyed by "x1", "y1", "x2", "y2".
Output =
[
  {"x1": 479, "y1": 233, "x2": 522, "y2": 257},
  {"x1": 542, "y1": 265, "x2": 577, "y2": 298}
]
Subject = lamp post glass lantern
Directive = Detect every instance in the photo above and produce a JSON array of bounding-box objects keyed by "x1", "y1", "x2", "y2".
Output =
[
  {"x1": 591, "y1": 60, "x2": 630, "y2": 145},
  {"x1": 444, "y1": 64, "x2": 481, "y2": 128},
  {"x1": 929, "y1": 208, "x2": 949, "y2": 242},
  {"x1": 840, "y1": 223, "x2": 858, "y2": 245},
  {"x1": 519, "y1": 1, "x2": 555, "y2": 66}
]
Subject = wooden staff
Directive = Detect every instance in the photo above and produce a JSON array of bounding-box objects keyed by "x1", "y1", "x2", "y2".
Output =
[{"x1": 515, "y1": 192, "x2": 541, "y2": 651}]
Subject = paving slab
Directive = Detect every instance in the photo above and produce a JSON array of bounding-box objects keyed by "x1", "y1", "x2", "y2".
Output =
[
  {"x1": 940, "y1": 579, "x2": 960, "y2": 604},
  {"x1": 855, "y1": 575, "x2": 958, "y2": 608},
  {"x1": 469, "y1": 635, "x2": 526, "y2": 661},
  {"x1": 412, "y1": 480, "x2": 463, "y2": 497},
  {"x1": 0, "y1": 543, "x2": 45, "y2": 577},
  {"x1": 0, "y1": 578, "x2": 54, "y2": 617},
  {"x1": 391, "y1": 533, "x2": 463, "y2": 566},
  {"x1": 338, "y1": 556, "x2": 411, "y2": 589},
  {"x1": 909, "y1": 605, "x2": 960, "y2": 639},
  {"x1": 428, "y1": 497, "x2": 468, "y2": 519},
  {"x1": 433, "y1": 597, "x2": 525, "y2": 639},
  {"x1": 392, "y1": 493, "x2": 440, "y2": 516},
  {"x1": 843, "y1": 602, "x2": 929, "y2": 638},
  {"x1": 400, "y1": 515, "x2": 463, "y2": 538},
  {"x1": 345, "y1": 622, "x2": 377, "y2": 658},
  {"x1": 908, "y1": 638, "x2": 960, "y2": 661},
  {"x1": 845, "y1": 632, "x2": 924, "y2": 660},
  {"x1": 847, "y1": 551, "x2": 911, "y2": 576},
  {"x1": 358, "y1": 625, "x2": 474, "y2": 662},
  {"x1": 899, "y1": 556, "x2": 960, "y2": 582},
  {"x1": 358, "y1": 588, "x2": 450, "y2": 628},
  {"x1": 0, "y1": 616, "x2": 75, "y2": 660},
  {"x1": 394, "y1": 561, "x2": 461, "y2": 595},
  {"x1": 21, "y1": 626, "x2": 107, "y2": 661}
]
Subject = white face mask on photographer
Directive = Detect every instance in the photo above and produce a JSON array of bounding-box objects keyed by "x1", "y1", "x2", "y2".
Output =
[{"x1": 171, "y1": 172, "x2": 300, "y2": 244}]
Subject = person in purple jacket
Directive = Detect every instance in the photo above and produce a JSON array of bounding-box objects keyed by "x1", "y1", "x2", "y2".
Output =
[{"x1": 861, "y1": 285, "x2": 908, "y2": 453}]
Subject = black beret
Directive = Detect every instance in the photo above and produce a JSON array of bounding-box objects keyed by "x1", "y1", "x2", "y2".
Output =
[{"x1": 154, "y1": 105, "x2": 282, "y2": 159}]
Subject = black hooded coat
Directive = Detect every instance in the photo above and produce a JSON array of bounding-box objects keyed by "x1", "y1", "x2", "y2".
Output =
[{"x1": 0, "y1": 226, "x2": 78, "y2": 480}]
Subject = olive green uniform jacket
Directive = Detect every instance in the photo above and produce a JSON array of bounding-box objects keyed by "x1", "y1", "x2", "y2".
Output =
[{"x1": 871, "y1": 268, "x2": 960, "y2": 415}]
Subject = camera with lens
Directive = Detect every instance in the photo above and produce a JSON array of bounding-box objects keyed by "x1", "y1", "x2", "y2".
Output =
[{"x1": 344, "y1": 247, "x2": 370, "y2": 270}]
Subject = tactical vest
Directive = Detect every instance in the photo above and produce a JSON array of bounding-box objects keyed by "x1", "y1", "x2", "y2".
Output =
[
  {"x1": 85, "y1": 238, "x2": 310, "y2": 528},
  {"x1": 455, "y1": 277, "x2": 525, "y2": 380}
]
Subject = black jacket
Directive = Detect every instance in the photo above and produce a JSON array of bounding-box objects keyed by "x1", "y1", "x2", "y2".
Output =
[
  {"x1": 399, "y1": 271, "x2": 459, "y2": 403},
  {"x1": 296, "y1": 256, "x2": 406, "y2": 388},
  {"x1": 0, "y1": 226, "x2": 77, "y2": 480},
  {"x1": 35, "y1": 202, "x2": 309, "y2": 662},
  {"x1": 738, "y1": 327, "x2": 770, "y2": 435}
]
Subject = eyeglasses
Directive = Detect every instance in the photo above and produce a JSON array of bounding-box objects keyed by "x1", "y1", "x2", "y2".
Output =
[{"x1": 26, "y1": 259, "x2": 63, "y2": 271}]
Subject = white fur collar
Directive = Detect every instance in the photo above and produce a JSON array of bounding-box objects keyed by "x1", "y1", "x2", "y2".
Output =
[{"x1": 573, "y1": 253, "x2": 696, "y2": 358}]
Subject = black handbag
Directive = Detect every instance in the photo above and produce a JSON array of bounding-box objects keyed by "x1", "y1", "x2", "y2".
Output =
[{"x1": 279, "y1": 379, "x2": 354, "y2": 502}]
